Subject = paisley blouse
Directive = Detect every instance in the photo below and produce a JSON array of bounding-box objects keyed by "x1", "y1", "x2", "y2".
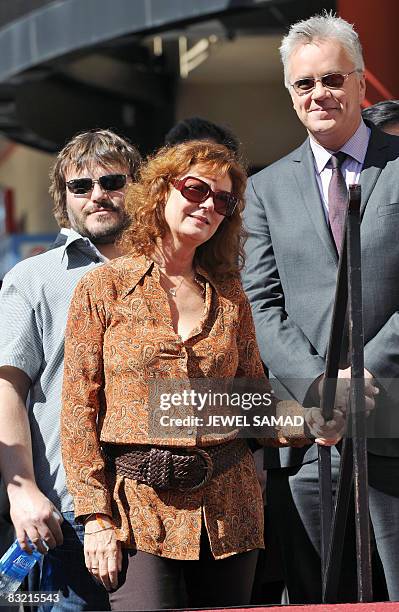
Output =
[{"x1": 61, "y1": 255, "x2": 268, "y2": 560}]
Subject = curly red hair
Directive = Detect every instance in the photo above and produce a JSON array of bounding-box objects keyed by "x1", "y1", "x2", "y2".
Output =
[{"x1": 119, "y1": 140, "x2": 247, "y2": 280}]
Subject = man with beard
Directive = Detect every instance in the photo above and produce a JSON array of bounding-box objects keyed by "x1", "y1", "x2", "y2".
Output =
[{"x1": 0, "y1": 129, "x2": 140, "y2": 610}]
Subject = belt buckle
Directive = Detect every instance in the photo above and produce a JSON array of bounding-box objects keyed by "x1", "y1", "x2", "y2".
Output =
[{"x1": 179, "y1": 448, "x2": 214, "y2": 493}]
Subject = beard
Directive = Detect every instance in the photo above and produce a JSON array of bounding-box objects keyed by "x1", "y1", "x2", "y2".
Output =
[{"x1": 67, "y1": 202, "x2": 130, "y2": 245}]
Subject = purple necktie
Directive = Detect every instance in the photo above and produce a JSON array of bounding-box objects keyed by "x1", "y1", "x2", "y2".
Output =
[{"x1": 328, "y1": 152, "x2": 348, "y2": 252}]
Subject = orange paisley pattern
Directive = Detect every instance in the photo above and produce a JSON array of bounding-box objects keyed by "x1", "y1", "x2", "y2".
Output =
[{"x1": 61, "y1": 255, "x2": 267, "y2": 560}]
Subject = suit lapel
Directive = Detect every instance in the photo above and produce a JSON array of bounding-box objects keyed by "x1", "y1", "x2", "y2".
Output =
[
  {"x1": 291, "y1": 139, "x2": 337, "y2": 260},
  {"x1": 290, "y1": 128, "x2": 393, "y2": 256},
  {"x1": 360, "y1": 125, "x2": 391, "y2": 215}
]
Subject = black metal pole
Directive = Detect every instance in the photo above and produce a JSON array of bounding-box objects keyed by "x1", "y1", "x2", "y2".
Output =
[
  {"x1": 320, "y1": 185, "x2": 373, "y2": 602},
  {"x1": 322, "y1": 437, "x2": 353, "y2": 602},
  {"x1": 319, "y1": 227, "x2": 349, "y2": 587},
  {"x1": 346, "y1": 184, "x2": 372, "y2": 602}
]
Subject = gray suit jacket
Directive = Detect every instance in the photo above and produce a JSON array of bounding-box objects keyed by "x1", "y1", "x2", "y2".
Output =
[{"x1": 243, "y1": 125, "x2": 399, "y2": 467}]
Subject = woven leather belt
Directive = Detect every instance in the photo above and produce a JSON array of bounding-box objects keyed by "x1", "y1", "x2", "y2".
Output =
[{"x1": 103, "y1": 438, "x2": 248, "y2": 493}]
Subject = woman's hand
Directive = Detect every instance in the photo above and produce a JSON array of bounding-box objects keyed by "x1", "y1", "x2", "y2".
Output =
[
  {"x1": 305, "y1": 407, "x2": 346, "y2": 446},
  {"x1": 84, "y1": 514, "x2": 122, "y2": 591}
]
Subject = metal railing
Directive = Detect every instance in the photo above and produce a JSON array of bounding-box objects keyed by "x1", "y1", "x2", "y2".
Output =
[{"x1": 318, "y1": 184, "x2": 373, "y2": 603}]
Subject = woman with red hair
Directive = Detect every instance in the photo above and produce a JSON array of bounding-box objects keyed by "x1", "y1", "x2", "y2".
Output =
[{"x1": 61, "y1": 141, "x2": 304, "y2": 610}]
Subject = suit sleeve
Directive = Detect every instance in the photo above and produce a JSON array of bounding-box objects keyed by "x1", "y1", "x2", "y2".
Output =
[
  {"x1": 360, "y1": 132, "x2": 399, "y2": 394},
  {"x1": 364, "y1": 313, "x2": 399, "y2": 392},
  {"x1": 242, "y1": 176, "x2": 325, "y2": 404}
]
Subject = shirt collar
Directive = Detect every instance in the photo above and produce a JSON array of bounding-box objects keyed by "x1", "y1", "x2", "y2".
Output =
[
  {"x1": 309, "y1": 119, "x2": 371, "y2": 174},
  {"x1": 119, "y1": 255, "x2": 217, "y2": 299},
  {"x1": 118, "y1": 257, "x2": 154, "y2": 297},
  {"x1": 59, "y1": 228, "x2": 107, "y2": 263}
]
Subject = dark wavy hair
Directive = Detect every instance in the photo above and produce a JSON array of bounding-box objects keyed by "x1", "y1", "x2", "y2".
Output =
[
  {"x1": 119, "y1": 140, "x2": 247, "y2": 280},
  {"x1": 49, "y1": 129, "x2": 141, "y2": 228}
]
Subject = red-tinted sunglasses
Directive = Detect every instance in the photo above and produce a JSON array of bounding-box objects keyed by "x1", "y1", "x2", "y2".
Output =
[{"x1": 172, "y1": 176, "x2": 237, "y2": 218}]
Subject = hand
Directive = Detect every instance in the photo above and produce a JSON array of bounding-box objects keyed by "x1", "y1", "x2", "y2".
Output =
[
  {"x1": 311, "y1": 373, "x2": 351, "y2": 413},
  {"x1": 313, "y1": 369, "x2": 379, "y2": 415},
  {"x1": 337, "y1": 367, "x2": 379, "y2": 415},
  {"x1": 305, "y1": 407, "x2": 346, "y2": 446},
  {"x1": 8, "y1": 482, "x2": 63, "y2": 554},
  {"x1": 84, "y1": 515, "x2": 122, "y2": 591},
  {"x1": 275, "y1": 435, "x2": 313, "y2": 448}
]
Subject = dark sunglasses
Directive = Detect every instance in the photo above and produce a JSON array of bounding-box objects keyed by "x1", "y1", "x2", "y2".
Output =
[
  {"x1": 172, "y1": 176, "x2": 237, "y2": 218},
  {"x1": 290, "y1": 70, "x2": 359, "y2": 95},
  {"x1": 66, "y1": 174, "x2": 128, "y2": 195}
]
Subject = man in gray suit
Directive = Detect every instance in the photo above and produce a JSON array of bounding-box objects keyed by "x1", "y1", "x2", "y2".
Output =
[{"x1": 243, "y1": 13, "x2": 399, "y2": 603}]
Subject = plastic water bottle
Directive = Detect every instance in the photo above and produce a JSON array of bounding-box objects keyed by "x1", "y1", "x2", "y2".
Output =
[{"x1": 0, "y1": 539, "x2": 42, "y2": 594}]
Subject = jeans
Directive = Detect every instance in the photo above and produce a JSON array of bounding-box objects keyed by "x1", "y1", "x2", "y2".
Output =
[{"x1": 39, "y1": 511, "x2": 110, "y2": 612}]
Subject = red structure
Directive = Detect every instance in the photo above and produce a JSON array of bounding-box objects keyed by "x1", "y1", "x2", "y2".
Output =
[{"x1": 338, "y1": 0, "x2": 399, "y2": 105}]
